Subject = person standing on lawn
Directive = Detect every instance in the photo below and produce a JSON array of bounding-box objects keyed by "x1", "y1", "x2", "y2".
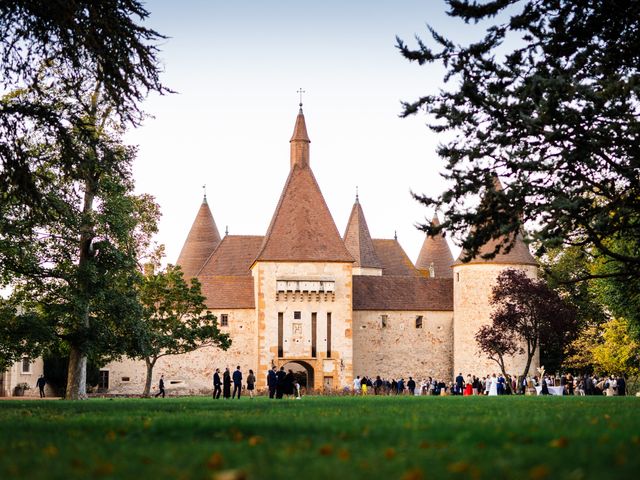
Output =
[
  {"x1": 213, "y1": 368, "x2": 222, "y2": 399},
  {"x1": 36, "y1": 375, "x2": 46, "y2": 398},
  {"x1": 223, "y1": 367, "x2": 231, "y2": 399},
  {"x1": 407, "y1": 377, "x2": 416, "y2": 396},
  {"x1": 232, "y1": 365, "x2": 242, "y2": 399},
  {"x1": 267, "y1": 365, "x2": 277, "y2": 399},
  {"x1": 276, "y1": 366, "x2": 286, "y2": 399},
  {"x1": 246, "y1": 369, "x2": 256, "y2": 399},
  {"x1": 455, "y1": 373, "x2": 464, "y2": 395},
  {"x1": 155, "y1": 375, "x2": 165, "y2": 398}
]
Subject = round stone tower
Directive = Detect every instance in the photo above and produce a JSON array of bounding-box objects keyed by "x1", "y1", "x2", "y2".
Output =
[{"x1": 452, "y1": 181, "x2": 539, "y2": 379}]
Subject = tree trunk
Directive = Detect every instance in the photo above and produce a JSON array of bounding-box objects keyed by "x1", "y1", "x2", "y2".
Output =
[
  {"x1": 66, "y1": 346, "x2": 88, "y2": 400},
  {"x1": 142, "y1": 357, "x2": 156, "y2": 397},
  {"x1": 521, "y1": 343, "x2": 536, "y2": 383}
]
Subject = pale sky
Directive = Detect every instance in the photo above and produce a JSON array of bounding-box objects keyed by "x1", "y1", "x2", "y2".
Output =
[{"x1": 127, "y1": 1, "x2": 493, "y2": 264}]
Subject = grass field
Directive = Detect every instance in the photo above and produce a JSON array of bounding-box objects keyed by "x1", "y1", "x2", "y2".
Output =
[{"x1": 0, "y1": 396, "x2": 639, "y2": 480}]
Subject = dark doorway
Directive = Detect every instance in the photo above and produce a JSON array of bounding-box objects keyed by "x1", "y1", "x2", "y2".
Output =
[{"x1": 282, "y1": 360, "x2": 315, "y2": 393}]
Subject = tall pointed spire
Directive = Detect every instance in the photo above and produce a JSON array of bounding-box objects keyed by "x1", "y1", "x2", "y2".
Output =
[
  {"x1": 176, "y1": 195, "x2": 222, "y2": 277},
  {"x1": 416, "y1": 213, "x2": 454, "y2": 278},
  {"x1": 343, "y1": 195, "x2": 382, "y2": 271},
  {"x1": 290, "y1": 107, "x2": 310, "y2": 170}
]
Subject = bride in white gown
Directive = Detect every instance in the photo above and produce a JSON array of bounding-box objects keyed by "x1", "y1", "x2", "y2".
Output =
[{"x1": 488, "y1": 373, "x2": 498, "y2": 396}]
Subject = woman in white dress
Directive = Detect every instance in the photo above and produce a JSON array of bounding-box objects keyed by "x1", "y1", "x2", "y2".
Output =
[{"x1": 488, "y1": 373, "x2": 498, "y2": 396}]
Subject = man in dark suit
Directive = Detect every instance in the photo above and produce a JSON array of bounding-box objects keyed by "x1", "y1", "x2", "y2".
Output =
[
  {"x1": 276, "y1": 366, "x2": 286, "y2": 399},
  {"x1": 617, "y1": 376, "x2": 627, "y2": 396},
  {"x1": 407, "y1": 377, "x2": 416, "y2": 396},
  {"x1": 36, "y1": 375, "x2": 46, "y2": 398},
  {"x1": 267, "y1": 365, "x2": 277, "y2": 399},
  {"x1": 155, "y1": 375, "x2": 165, "y2": 398},
  {"x1": 232, "y1": 365, "x2": 242, "y2": 399},
  {"x1": 213, "y1": 368, "x2": 221, "y2": 399},
  {"x1": 455, "y1": 373, "x2": 464, "y2": 395}
]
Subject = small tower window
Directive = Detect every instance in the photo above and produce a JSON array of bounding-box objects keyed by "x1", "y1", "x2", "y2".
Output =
[
  {"x1": 381, "y1": 315, "x2": 388, "y2": 328},
  {"x1": 220, "y1": 314, "x2": 229, "y2": 327},
  {"x1": 416, "y1": 316, "x2": 423, "y2": 329},
  {"x1": 294, "y1": 311, "x2": 301, "y2": 320},
  {"x1": 456, "y1": 272, "x2": 460, "y2": 282},
  {"x1": 429, "y1": 262, "x2": 435, "y2": 278},
  {"x1": 21, "y1": 357, "x2": 31, "y2": 374}
]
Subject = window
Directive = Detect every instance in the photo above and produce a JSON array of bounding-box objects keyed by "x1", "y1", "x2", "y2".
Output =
[
  {"x1": 293, "y1": 311, "x2": 301, "y2": 320},
  {"x1": 311, "y1": 312, "x2": 317, "y2": 358},
  {"x1": 326, "y1": 312, "x2": 332, "y2": 358},
  {"x1": 121, "y1": 377, "x2": 130, "y2": 382},
  {"x1": 456, "y1": 272, "x2": 460, "y2": 282},
  {"x1": 21, "y1": 357, "x2": 31, "y2": 374},
  {"x1": 220, "y1": 314, "x2": 229, "y2": 327},
  {"x1": 381, "y1": 315, "x2": 388, "y2": 328},
  {"x1": 99, "y1": 371, "x2": 109, "y2": 390},
  {"x1": 278, "y1": 312, "x2": 284, "y2": 357},
  {"x1": 416, "y1": 316, "x2": 423, "y2": 329}
]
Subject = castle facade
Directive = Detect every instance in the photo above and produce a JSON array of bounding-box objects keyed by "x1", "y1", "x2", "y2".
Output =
[{"x1": 104, "y1": 107, "x2": 539, "y2": 394}]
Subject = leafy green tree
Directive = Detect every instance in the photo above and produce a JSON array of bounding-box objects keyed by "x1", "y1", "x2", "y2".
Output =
[
  {"x1": 0, "y1": 1, "x2": 169, "y2": 215},
  {"x1": 136, "y1": 263, "x2": 231, "y2": 397},
  {"x1": 0, "y1": 79, "x2": 159, "y2": 399},
  {"x1": 477, "y1": 269, "x2": 577, "y2": 380},
  {"x1": 397, "y1": 1, "x2": 640, "y2": 280}
]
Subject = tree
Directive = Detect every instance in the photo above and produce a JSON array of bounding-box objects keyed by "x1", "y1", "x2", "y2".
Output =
[
  {"x1": 135, "y1": 263, "x2": 231, "y2": 397},
  {"x1": 0, "y1": 79, "x2": 160, "y2": 399},
  {"x1": 0, "y1": 1, "x2": 169, "y2": 216},
  {"x1": 476, "y1": 269, "x2": 577, "y2": 379},
  {"x1": 565, "y1": 317, "x2": 639, "y2": 379},
  {"x1": 397, "y1": 1, "x2": 640, "y2": 280}
]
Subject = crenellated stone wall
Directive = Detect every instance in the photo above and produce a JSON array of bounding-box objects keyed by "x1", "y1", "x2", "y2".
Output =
[{"x1": 352, "y1": 310, "x2": 453, "y2": 381}]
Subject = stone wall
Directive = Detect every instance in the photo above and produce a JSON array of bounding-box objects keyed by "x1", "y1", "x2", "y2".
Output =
[
  {"x1": 0, "y1": 358, "x2": 51, "y2": 397},
  {"x1": 104, "y1": 308, "x2": 257, "y2": 395},
  {"x1": 353, "y1": 310, "x2": 453, "y2": 381},
  {"x1": 253, "y1": 261, "x2": 353, "y2": 391},
  {"x1": 452, "y1": 263, "x2": 540, "y2": 378}
]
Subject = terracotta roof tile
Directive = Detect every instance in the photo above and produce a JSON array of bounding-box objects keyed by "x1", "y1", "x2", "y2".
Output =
[
  {"x1": 198, "y1": 235, "x2": 263, "y2": 276},
  {"x1": 256, "y1": 164, "x2": 354, "y2": 263},
  {"x1": 176, "y1": 198, "x2": 221, "y2": 277},
  {"x1": 453, "y1": 232, "x2": 537, "y2": 266},
  {"x1": 372, "y1": 239, "x2": 419, "y2": 276},
  {"x1": 199, "y1": 276, "x2": 255, "y2": 309},
  {"x1": 343, "y1": 199, "x2": 382, "y2": 269},
  {"x1": 416, "y1": 214, "x2": 454, "y2": 278},
  {"x1": 353, "y1": 276, "x2": 453, "y2": 311}
]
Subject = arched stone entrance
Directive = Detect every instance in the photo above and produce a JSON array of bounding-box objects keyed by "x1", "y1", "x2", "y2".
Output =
[{"x1": 281, "y1": 360, "x2": 315, "y2": 393}]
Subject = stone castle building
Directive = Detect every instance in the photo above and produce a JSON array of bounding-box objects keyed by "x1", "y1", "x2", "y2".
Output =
[{"x1": 104, "y1": 107, "x2": 539, "y2": 394}]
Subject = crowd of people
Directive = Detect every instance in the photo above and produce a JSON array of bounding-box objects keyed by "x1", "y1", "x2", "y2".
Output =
[{"x1": 151, "y1": 368, "x2": 630, "y2": 398}]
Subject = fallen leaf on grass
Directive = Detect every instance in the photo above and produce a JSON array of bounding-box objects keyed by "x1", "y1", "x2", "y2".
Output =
[
  {"x1": 42, "y1": 445, "x2": 58, "y2": 458},
  {"x1": 319, "y1": 444, "x2": 333, "y2": 456},
  {"x1": 401, "y1": 468, "x2": 424, "y2": 480},
  {"x1": 529, "y1": 465, "x2": 549, "y2": 479},
  {"x1": 213, "y1": 469, "x2": 247, "y2": 480},
  {"x1": 247, "y1": 435, "x2": 262, "y2": 446},
  {"x1": 94, "y1": 462, "x2": 114, "y2": 476},
  {"x1": 105, "y1": 430, "x2": 117, "y2": 442},
  {"x1": 207, "y1": 452, "x2": 224, "y2": 470},
  {"x1": 419, "y1": 440, "x2": 430, "y2": 449},
  {"x1": 338, "y1": 448, "x2": 350, "y2": 461},
  {"x1": 384, "y1": 447, "x2": 396, "y2": 459},
  {"x1": 549, "y1": 437, "x2": 568, "y2": 448},
  {"x1": 447, "y1": 461, "x2": 469, "y2": 473}
]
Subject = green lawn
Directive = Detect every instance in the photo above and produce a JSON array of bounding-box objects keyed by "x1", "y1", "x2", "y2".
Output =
[{"x1": 0, "y1": 396, "x2": 638, "y2": 479}]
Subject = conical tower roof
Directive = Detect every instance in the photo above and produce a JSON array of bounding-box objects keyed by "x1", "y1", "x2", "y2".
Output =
[
  {"x1": 343, "y1": 195, "x2": 382, "y2": 269},
  {"x1": 454, "y1": 175, "x2": 536, "y2": 266},
  {"x1": 416, "y1": 213, "x2": 453, "y2": 277},
  {"x1": 255, "y1": 108, "x2": 353, "y2": 263},
  {"x1": 176, "y1": 196, "x2": 222, "y2": 277}
]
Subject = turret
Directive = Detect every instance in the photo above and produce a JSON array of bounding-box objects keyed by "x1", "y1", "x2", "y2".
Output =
[
  {"x1": 176, "y1": 195, "x2": 221, "y2": 278},
  {"x1": 416, "y1": 213, "x2": 453, "y2": 278},
  {"x1": 343, "y1": 192, "x2": 382, "y2": 276}
]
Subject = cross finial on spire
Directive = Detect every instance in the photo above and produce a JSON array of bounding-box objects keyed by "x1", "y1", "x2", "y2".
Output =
[
  {"x1": 225, "y1": 225, "x2": 229, "y2": 236},
  {"x1": 297, "y1": 87, "x2": 305, "y2": 107},
  {"x1": 355, "y1": 185, "x2": 359, "y2": 203},
  {"x1": 202, "y1": 184, "x2": 207, "y2": 201},
  {"x1": 394, "y1": 230, "x2": 398, "y2": 241}
]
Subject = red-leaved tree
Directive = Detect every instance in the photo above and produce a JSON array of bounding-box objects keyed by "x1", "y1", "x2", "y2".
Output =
[{"x1": 476, "y1": 269, "x2": 577, "y2": 382}]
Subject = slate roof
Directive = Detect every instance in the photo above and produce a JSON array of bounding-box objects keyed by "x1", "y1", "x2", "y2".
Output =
[
  {"x1": 255, "y1": 163, "x2": 354, "y2": 263},
  {"x1": 416, "y1": 214, "x2": 454, "y2": 278},
  {"x1": 353, "y1": 276, "x2": 453, "y2": 311},
  {"x1": 372, "y1": 239, "x2": 419, "y2": 276},
  {"x1": 176, "y1": 197, "x2": 221, "y2": 278},
  {"x1": 343, "y1": 198, "x2": 382, "y2": 269}
]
